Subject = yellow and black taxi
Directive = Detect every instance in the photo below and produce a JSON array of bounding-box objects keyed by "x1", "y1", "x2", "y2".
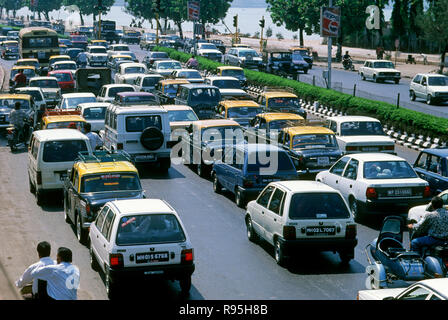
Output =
[
  {"x1": 215, "y1": 100, "x2": 262, "y2": 127},
  {"x1": 216, "y1": 66, "x2": 246, "y2": 85},
  {"x1": 155, "y1": 79, "x2": 190, "y2": 104},
  {"x1": 1, "y1": 40, "x2": 19, "y2": 59},
  {"x1": 90, "y1": 39, "x2": 108, "y2": 49},
  {"x1": 48, "y1": 54, "x2": 71, "y2": 67},
  {"x1": 16, "y1": 58, "x2": 40, "y2": 70},
  {"x1": 245, "y1": 112, "x2": 305, "y2": 144},
  {"x1": 0, "y1": 93, "x2": 34, "y2": 128},
  {"x1": 182, "y1": 119, "x2": 242, "y2": 177},
  {"x1": 63, "y1": 151, "x2": 145, "y2": 244},
  {"x1": 257, "y1": 91, "x2": 307, "y2": 119},
  {"x1": 40, "y1": 109, "x2": 86, "y2": 130},
  {"x1": 9, "y1": 65, "x2": 36, "y2": 88},
  {"x1": 278, "y1": 126, "x2": 342, "y2": 176}
]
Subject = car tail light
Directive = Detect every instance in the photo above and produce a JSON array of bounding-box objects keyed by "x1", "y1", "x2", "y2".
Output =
[
  {"x1": 366, "y1": 187, "x2": 378, "y2": 200},
  {"x1": 345, "y1": 224, "x2": 357, "y2": 239},
  {"x1": 109, "y1": 253, "x2": 123, "y2": 268},
  {"x1": 85, "y1": 203, "x2": 91, "y2": 215},
  {"x1": 346, "y1": 146, "x2": 358, "y2": 152},
  {"x1": 36, "y1": 171, "x2": 42, "y2": 185},
  {"x1": 181, "y1": 249, "x2": 194, "y2": 264},
  {"x1": 117, "y1": 143, "x2": 123, "y2": 150},
  {"x1": 424, "y1": 186, "x2": 431, "y2": 198},
  {"x1": 283, "y1": 226, "x2": 296, "y2": 240},
  {"x1": 443, "y1": 258, "x2": 448, "y2": 269},
  {"x1": 384, "y1": 145, "x2": 394, "y2": 151}
]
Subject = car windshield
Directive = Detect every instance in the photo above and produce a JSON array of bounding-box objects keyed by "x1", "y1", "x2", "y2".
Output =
[
  {"x1": 227, "y1": 107, "x2": 262, "y2": 118},
  {"x1": 46, "y1": 121, "x2": 84, "y2": 130},
  {"x1": 272, "y1": 52, "x2": 291, "y2": 60},
  {"x1": 269, "y1": 119, "x2": 304, "y2": 130},
  {"x1": 177, "y1": 71, "x2": 202, "y2": 79},
  {"x1": 82, "y1": 107, "x2": 106, "y2": 120},
  {"x1": 190, "y1": 87, "x2": 220, "y2": 103},
  {"x1": 164, "y1": 84, "x2": 182, "y2": 94},
  {"x1": 363, "y1": 161, "x2": 417, "y2": 179},
  {"x1": 90, "y1": 48, "x2": 106, "y2": 53},
  {"x1": 201, "y1": 126, "x2": 239, "y2": 143},
  {"x1": 428, "y1": 77, "x2": 448, "y2": 86},
  {"x1": 268, "y1": 97, "x2": 299, "y2": 108},
  {"x1": 151, "y1": 52, "x2": 168, "y2": 59},
  {"x1": 213, "y1": 79, "x2": 241, "y2": 89},
  {"x1": 120, "y1": 95, "x2": 156, "y2": 105},
  {"x1": 124, "y1": 67, "x2": 145, "y2": 74},
  {"x1": 108, "y1": 87, "x2": 134, "y2": 97},
  {"x1": 30, "y1": 79, "x2": 59, "y2": 88},
  {"x1": 11, "y1": 69, "x2": 35, "y2": 78},
  {"x1": 168, "y1": 110, "x2": 198, "y2": 122},
  {"x1": 158, "y1": 61, "x2": 182, "y2": 70},
  {"x1": 292, "y1": 53, "x2": 305, "y2": 62},
  {"x1": 340, "y1": 121, "x2": 385, "y2": 136},
  {"x1": 113, "y1": 46, "x2": 129, "y2": 51},
  {"x1": 239, "y1": 50, "x2": 259, "y2": 58},
  {"x1": 142, "y1": 77, "x2": 162, "y2": 86},
  {"x1": 80, "y1": 173, "x2": 141, "y2": 193},
  {"x1": 0, "y1": 98, "x2": 30, "y2": 109},
  {"x1": 246, "y1": 151, "x2": 295, "y2": 173},
  {"x1": 289, "y1": 193, "x2": 351, "y2": 219},
  {"x1": 200, "y1": 44, "x2": 218, "y2": 50},
  {"x1": 292, "y1": 134, "x2": 337, "y2": 149},
  {"x1": 116, "y1": 214, "x2": 186, "y2": 246},
  {"x1": 42, "y1": 140, "x2": 87, "y2": 162},
  {"x1": 17, "y1": 61, "x2": 39, "y2": 69},
  {"x1": 54, "y1": 63, "x2": 76, "y2": 70},
  {"x1": 71, "y1": 36, "x2": 87, "y2": 42},
  {"x1": 126, "y1": 115, "x2": 162, "y2": 132},
  {"x1": 222, "y1": 69, "x2": 244, "y2": 77},
  {"x1": 52, "y1": 73, "x2": 72, "y2": 82},
  {"x1": 373, "y1": 61, "x2": 395, "y2": 68},
  {"x1": 18, "y1": 90, "x2": 42, "y2": 101},
  {"x1": 67, "y1": 49, "x2": 83, "y2": 59}
]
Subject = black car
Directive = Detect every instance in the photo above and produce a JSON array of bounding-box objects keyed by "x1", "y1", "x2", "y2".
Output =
[
  {"x1": 175, "y1": 84, "x2": 221, "y2": 120},
  {"x1": 143, "y1": 51, "x2": 170, "y2": 69},
  {"x1": 210, "y1": 39, "x2": 226, "y2": 54},
  {"x1": 291, "y1": 48, "x2": 313, "y2": 69},
  {"x1": 66, "y1": 48, "x2": 84, "y2": 61},
  {"x1": 264, "y1": 51, "x2": 308, "y2": 76},
  {"x1": 413, "y1": 148, "x2": 448, "y2": 195}
]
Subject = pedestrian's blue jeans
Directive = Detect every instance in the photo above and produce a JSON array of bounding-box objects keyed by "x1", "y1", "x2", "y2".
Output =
[{"x1": 411, "y1": 236, "x2": 444, "y2": 255}]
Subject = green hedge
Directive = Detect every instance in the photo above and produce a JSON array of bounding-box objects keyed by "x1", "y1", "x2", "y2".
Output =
[{"x1": 155, "y1": 46, "x2": 448, "y2": 141}]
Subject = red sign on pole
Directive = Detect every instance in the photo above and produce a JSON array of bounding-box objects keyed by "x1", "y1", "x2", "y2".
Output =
[
  {"x1": 320, "y1": 7, "x2": 341, "y2": 38},
  {"x1": 188, "y1": 1, "x2": 200, "y2": 21}
]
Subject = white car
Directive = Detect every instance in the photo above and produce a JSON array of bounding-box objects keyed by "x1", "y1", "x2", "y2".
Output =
[
  {"x1": 75, "y1": 102, "x2": 109, "y2": 132},
  {"x1": 114, "y1": 62, "x2": 147, "y2": 85},
  {"x1": 204, "y1": 76, "x2": 250, "y2": 99},
  {"x1": 58, "y1": 92, "x2": 97, "y2": 110},
  {"x1": 326, "y1": 116, "x2": 395, "y2": 154},
  {"x1": 193, "y1": 42, "x2": 222, "y2": 62},
  {"x1": 49, "y1": 60, "x2": 77, "y2": 77},
  {"x1": 409, "y1": 73, "x2": 448, "y2": 105},
  {"x1": 170, "y1": 69, "x2": 203, "y2": 83},
  {"x1": 133, "y1": 74, "x2": 163, "y2": 93},
  {"x1": 245, "y1": 181, "x2": 357, "y2": 266},
  {"x1": 316, "y1": 153, "x2": 431, "y2": 221},
  {"x1": 358, "y1": 278, "x2": 448, "y2": 300},
  {"x1": 97, "y1": 84, "x2": 136, "y2": 103},
  {"x1": 359, "y1": 60, "x2": 401, "y2": 84},
  {"x1": 28, "y1": 76, "x2": 61, "y2": 107},
  {"x1": 107, "y1": 44, "x2": 131, "y2": 58},
  {"x1": 88, "y1": 198, "x2": 195, "y2": 299},
  {"x1": 408, "y1": 189, "x2": 448, "y2": 224},
  {"x1": 14, "y1": 87, "x2": 46, "y2": 127},
  {"x1": 148, "y1": 60, "x2": 182, "y2": 77}
]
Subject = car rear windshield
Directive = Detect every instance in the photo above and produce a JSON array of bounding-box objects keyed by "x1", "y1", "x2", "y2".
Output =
[
  {"x1": 190, "y1": 87, "x2": 221, "y2": 103},
  {"x1": 178, "y1": 71, "x2": 202, "y2": 79},
  {"x1": 11, "y1": 69, "x2": 35, "y2": 78},
  {"x1": 227, "y1": 107, "x2": 262, "y2": 118},
  {"x1": 292, "y1": 134, "x2": 337, "y2": 149},
  {"x1": 268, "y1": 97, "x2": 299, "y2": 109},
  {"x1": 65, "y1": 97, "x2": 96, "y2": 109},
  {"x1": 151, "y1": 52, "x2": 168, "y2": 59},
  {"x1": 373, "y1": 61, "x2": 394, "y2": 68},
  {"x1": 158, "y1": 61, "x2": 182, "y2": 70},
  {"x1": 213, "y1": 79, "x2": 241, "y2": 89},
  {"x1": 126, "y1": 115, "x2": 162, "y2": 132},
  {"x1": 168, "y1": 110, "x2": 198, "y2": 122},
  {"x1": 289, "y1": 192, "x2": 350, "y2": 219},
  {"x1": 340, "y1": 121, "x2": 385, "y2": 136},
  {"x1": 269, "y1": 119, "x2": 303, "y2": 130},
  {"x1": 80, "y1": 173, "x2": 141, "y2": 193},
  {"x1": 0, "y1": 98, "x2": 30, "y2": 109},
  {"x1": 52, "y1": 72, "x2": 72, "y2": 82},
  {"x1": 30, "y1": 79, "x2": 59, "y2": 88},
  {"x1": 363, "y1": 161, "x2": 418, "y2": 179},
  {"x1": 124, "y1": 67, "x2": 145, "y2": 74},
  {"x1": 222, "y1": 69, "x2": 244, "y2": 77},
  {"x1": 83, "y1": 107, "x2": 106, "y2": 120},
  {"x1": 19, "y1": 90, "x2": 42, "y2": 101},
  {"x1": 46, "y1": 121, "x2": 84, "y2": 130},
  {"x1": 116, "y1": 214, "x2": 186, "y2": 245},
  {"x1": 199, "y1": 44, "x2": 218, "y2": 50},
  {"x1": 108, "y1": 87, "x2": 134, "y2": 97},
  {"x1": 54, "y1": 63, "x2": 76, "y2": 70},
  {"x1": 90, "y1": 48, "x2": 106, "y2": 53},
  {"x1": 246, "y1": 151, "x2": 295, "y2": 173},
  {"x1": 42, "y1": 140, "x2": 88, "y2": 162},
  {"x1": 142, "y1": 77, "x2": 162, "y2": 86}
]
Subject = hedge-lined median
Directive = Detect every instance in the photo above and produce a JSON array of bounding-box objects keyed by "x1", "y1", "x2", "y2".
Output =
[{"x1": 154, "y1": 46, "x2": 448, "y2": 142}]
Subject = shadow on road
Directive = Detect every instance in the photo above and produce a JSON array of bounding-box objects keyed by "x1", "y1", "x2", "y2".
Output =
[{"x1": 136, "y1": 163, "x2": 186, "y2": 180}]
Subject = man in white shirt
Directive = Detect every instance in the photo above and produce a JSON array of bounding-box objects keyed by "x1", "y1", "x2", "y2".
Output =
[
  {"x1": 15, "y1": 241, "x2": 55, "y2": 300},
  {"x1": 84, "y1": 122, "x2": 102, "y2": 150},
  {"x1": 30, "y1": 247, "x2": 80, "y2": 300}
]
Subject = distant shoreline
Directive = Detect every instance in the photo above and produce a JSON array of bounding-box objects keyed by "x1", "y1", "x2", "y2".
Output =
[{"x1": 112, "y1": 0, "x2": 268, "y2": 9}]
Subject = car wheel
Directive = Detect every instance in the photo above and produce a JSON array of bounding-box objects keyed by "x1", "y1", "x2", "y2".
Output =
[
  {"x1": 179, "y1": 276, "x2": 191, "y2": 295},
  {"x1": 274, "y1": 238, "x2": 286, "y2": 266},
  {"x1": 105, "y1": 271, "x2": 118, "y2": 300},
  {"x1": 394, "y1": 79, "x2": 400, "y2": 84},
  {"x1": 90, "y1": 246, "x2": 99, "y2": 271},
  {"x1": 373, "y1": 75, "x2": 379, "y2": 83},
  {"x1": 36, "y1": 190, "x2": 44, "y2": 206},
  {"x1": 197, "y1": 163, "x2": 209, "y2": 178},
  {"x1": 303, "y1": 68, "x2": 308, "y2": 74},
  {"x1": 410, "y1": 90, "x2": 416, "y2": 101},
  {"x1": 212, "y1": 173, "x2": 222, "y2": 193},
  {"x1": 76, "y1": 214, "x2": 87, "y2": 245},
  {"x1": 350, "y1": 198, "x2": 363, "y2": 222},
  {"x1": 63, "y1": 196, "x2": 70, "y2": 223},
  {"x1": 338, "y1": 250, "x2": 353, "y2": 265},
  {"x1": 246, "y1": 217, "x2": 258, "y2": 243},
  {"x1": 28, "y1": 176, "x2": 35, "y2": 194},
  {"x1": 361, "y1": 73, "x2": 365, "y2": 81},
  {"x1": 235, "y1": 188, "x2": 245, "y2": 208},
  {"x1": 427, "y1": 95, "x2": 434, "y2": 105},
  {"x1": 159, "y1": 158, "x2": 171, "y2": 172}
]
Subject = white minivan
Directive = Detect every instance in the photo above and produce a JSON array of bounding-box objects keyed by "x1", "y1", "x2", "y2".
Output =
[{"x1": 28, "y1": 129, "x2": 92, "y2": 205}]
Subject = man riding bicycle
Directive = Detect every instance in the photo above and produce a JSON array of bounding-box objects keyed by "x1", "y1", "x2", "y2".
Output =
[{"x1": 9, "y1": 101, "x2": 28, "y2": 143}]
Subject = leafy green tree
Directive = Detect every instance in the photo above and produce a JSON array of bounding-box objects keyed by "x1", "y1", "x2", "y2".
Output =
[
  {"x1": 25, "y1": 0, "x2": 63, "y2": 21},
  {"x1": 1, "y1": 0, "x2": 25, "y2": 18},
  {"x1": 63, "y1": 0, "x2": 114, "y2": 25},
  {"x1": 198, "y1": 0, "x2": 232, "y2": 38},
  {"x1": 266, "y1": 26, "x2": 272, "y2": 38}
]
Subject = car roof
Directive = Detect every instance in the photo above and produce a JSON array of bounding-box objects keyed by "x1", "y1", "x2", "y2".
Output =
[
  {"x1": 156, "y1": 59, "x2": 180, "y2": 64},
  {"x1": 327, "y1": 115, "x2": 380, "y2": 122},
  {"x1": 258, "y1": 112, "x2": 304, "y2": 122},
  {"x1": 180, "y1": 84, "x2": 218, "y2": 90},
  {"x1": 274, "y1": 180, "x2": 340, "y2": 193},
  {"x1": 17, "y1": 58, "x2": 38, "y2": 62},
  {"x1": 162, "y1": 104, "x2": 194, "y2": 111},
  {"x1": 49, "y1": 55, "x2": 70, "y2": 59},
  {"x1": 109, "y1": 105, "x2": 166, "y2": 114},
  {"x1": 44, "y1": 115, "x2": 86, "y2": 123},
  {"x1": 160, "y1": 79, "x2": 190, "y2": 85},
  {"x1": 217, "y1": 66, "x2": 243, "y2": 71},
  {"x1": 112, "y1": 54, "x2": 132, "y2": 58},
  {"x1": 220, "y1": 100, "x2": 260, "y2": 108},
  {"x1": 121, "y1": 62, "x2": 145, "y2": 68},
  {"x1": 30, "y1": 76, "x2": 58, "y2": 81},
  {"x1": 263, "y1": 91, "x2": 298, "y2": 98},
  {"x1": 48, "y1": 70, "x2": 73, "y2": 75},
  {"x1": 416, "y1": 74, "x2": 447, "y2": 78},
  {"x1": 193, "y1": 119, "x2": 240, "y2": 129},
  {"x1": 77, "y1": 102, "x2": 110, "y2": 109},
  {"x1": 415, "y1": 278, "x2": 448, "y2": 297},
  {"x1": 176, "y1": 68, "x2": 201, "y2": 73},
  {"x1": 283, "y1": 126, "x2": 335, "y2": 135},
  {"x1": 15, "y1": 87, "x2": 43, "y2": 92},
  {"x1": 32, "y1": 128, "x2": 88, "y2": 141},
  {"x1": 116, "y1": 92, "x2": 154, "y2": 97},
  {"x1": 11, "y1": 65, "x2": 35, "y2": 70},
  {"x1": 75, "y1": 160, "x2": 138, "y2": 176},
  {"x1": 103, "y1": 84, "x2": 135, "y2": 88},
  {"x1": 62, "y1": 92, "x2": 96, "y2": 98},
  {"x1": 420, "y1": 148, "x2": 448, "y2": 158},
  {"x1": 110, "y1": 199, "x2": 175, "y2": 215},
  {"x1": 346, "y1": 153, "x2": 405, "y2": 162},
  {"x1": 207, "y1": 76, "x2": 239, "y2": 81},
  {"x1": 88, "y1": 45, "x2": 106, "y2": 49},
  {"x1": 53, "y1": 60, "x2": 76, "y2": 64},
  {"x1": 0, "y1": 93, "x2": 31, "y2": 100},
  {"x1": 235, "y1": 143, "x2": 283, "y2": 153},
  {"x1": 366, "y1": 60, "x2": 393, "y2": 63}
]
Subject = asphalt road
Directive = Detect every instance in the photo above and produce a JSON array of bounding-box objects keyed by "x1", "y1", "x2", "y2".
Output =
[{"x1": 0, "y1": 46, "x2": 423, "y2": 300}]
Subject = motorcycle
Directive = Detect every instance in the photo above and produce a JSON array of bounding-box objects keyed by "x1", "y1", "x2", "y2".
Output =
[
  {"x1": 343, "y1": 57, "x2": 355, "y2": 71},
  {"x1": 7, "y1": 118, "x2": 31, "y2": 152},
  {"x1": 364, "y1": 216, "x2": 445, "y2": 290}
]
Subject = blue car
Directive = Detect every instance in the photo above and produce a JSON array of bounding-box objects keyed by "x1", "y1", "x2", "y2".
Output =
[
  {"x1": 211, "y1": 143, "x2": 298, "y2": 207},
  {"x1": 413, "y1": 148, "x2": 448, "y2": 195}
]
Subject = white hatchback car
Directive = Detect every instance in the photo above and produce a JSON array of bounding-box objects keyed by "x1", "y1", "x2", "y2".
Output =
[
  {"x1": 316, "y1": 153, "x2": 431, "y2": 221},
  {"x1": 97, "y1": 84, "x2": 136, "y2": 103},
  {"x1": 359, "y1": 60, "x2": 401, "y2": 84},
  {"x1": 75, "y1": 102, "x2": 109, "y2": 132},
  {"x1": 409, "y1": 73, "x2": 448, "y2": 105},
  {"x1": 89, "y1": 199, "x2": 195, "y2": 299},
  {"x1": 58, "y1": 92, "x2": 97, "y2": 110},
  {"x1": 245, "y1": 181, "x2": 357, "y2": 266}
]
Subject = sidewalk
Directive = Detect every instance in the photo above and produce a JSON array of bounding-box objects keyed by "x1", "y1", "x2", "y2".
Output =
[{"x1": 0, "y1": 258, "x2": 21, "y2": 300}]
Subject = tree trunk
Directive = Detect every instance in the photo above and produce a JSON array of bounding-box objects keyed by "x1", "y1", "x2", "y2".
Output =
[
  {"x1": 38, "y1": 11, "x2": 42, "y2": 20},
  {"x1": 44, "y1": 11, "x2": 50, "y2": 21},
  {"x1": 164, "y1": 18, "x2": 168, "y2": 33},
  {"x1": 93, "y1": 14, "x2": 96, "y2": 22},
  {"x1": 440, "y1": 43, "x2": 448, "y2": 74},
  {"x1": 299, "y1": 29, "x2": 304, "y2": 47},
  {"x1": 176, "y1": 21, "x2": 183, "y2": 39},
  {"x1": 79, "y1": 12, "x2": 84, "y2": 26}
]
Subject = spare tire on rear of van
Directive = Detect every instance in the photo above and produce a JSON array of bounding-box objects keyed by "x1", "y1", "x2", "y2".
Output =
[{"x1": 140, "y1": 126, "x2": 164, "y2": 151}]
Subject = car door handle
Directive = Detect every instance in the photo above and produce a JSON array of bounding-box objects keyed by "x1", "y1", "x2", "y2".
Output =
[
  {"x1": 104, "y1": 244, "x2": 106, "y2": 248},
  {"x1": 274, "y1": 218, "x2": 277, "y2": 222},
  {"x1": 350, "y1": 185, "x2": 352, "y2": 188},
  {"x1": 336, "y1": 180, "x2": 338, "y2": 184},
  {"x1": 261, "y1": 211, "x2": 264, "y2": 215}
]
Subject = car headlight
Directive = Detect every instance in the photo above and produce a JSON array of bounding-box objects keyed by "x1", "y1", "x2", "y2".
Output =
[{"x1": 396, "y1": 72, "x2": 400, "y2": 76}]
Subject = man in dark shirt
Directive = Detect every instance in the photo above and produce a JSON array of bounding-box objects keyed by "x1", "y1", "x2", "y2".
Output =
[{"x1": 13, "y1": 69, "x2": 27, "y2": 88}]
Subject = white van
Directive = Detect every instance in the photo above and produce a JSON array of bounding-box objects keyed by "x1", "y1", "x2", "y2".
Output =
[{"x1": 28, "y1": 129, "x2": 93, "y2": 205}]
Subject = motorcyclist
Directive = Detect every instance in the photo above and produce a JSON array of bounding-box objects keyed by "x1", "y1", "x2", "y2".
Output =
[
  {"x1": 9, "y1": 101, "x2": 28, "y2": 144},
  {"x1": 408, "y1": 196, "x2": 448, "y2": 256},
  {"x1": 186, "y1": 55, "x2": 199, "y2": 69},
  {"x1": 342, "y1": 51, "x2": 352, "y2": 69},
  {"x1": 76, "y1": 52, "x2": 88, "y2": 68},
  {"x1": 13, "y1": 69, "x2": 27, "y2": 89}
]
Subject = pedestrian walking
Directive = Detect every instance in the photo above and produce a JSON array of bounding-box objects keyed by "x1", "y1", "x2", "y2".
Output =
[
  {"x1": 15, "y1": 241, "x2": 55, "y2": 300},
  {"x1": 84, "y1": 122, "x2": 102, "y2": 150},
  {"x1": 30, "y1": 247, "x2": 80, "y2": 300}
]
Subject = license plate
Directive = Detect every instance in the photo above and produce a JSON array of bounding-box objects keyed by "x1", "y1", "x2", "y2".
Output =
[
  {"x1": 387, "y1": 188, "x2": 412, "y2": 197},
  {"x1": 144, "y1": 270, "x2": 164, "y2": 275},
  {"x1": 362, "y1": 147, "x2": 379, "y2": 152},
  {"x1": 317, "y1": 157, "x2": 330, "y2": 166},
  {"x1": 136, "y1": 252, "x2": 169, "y2": 263},
  {"x1": 306, "y1": 226, "x2": 336, "y2": 236}
]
